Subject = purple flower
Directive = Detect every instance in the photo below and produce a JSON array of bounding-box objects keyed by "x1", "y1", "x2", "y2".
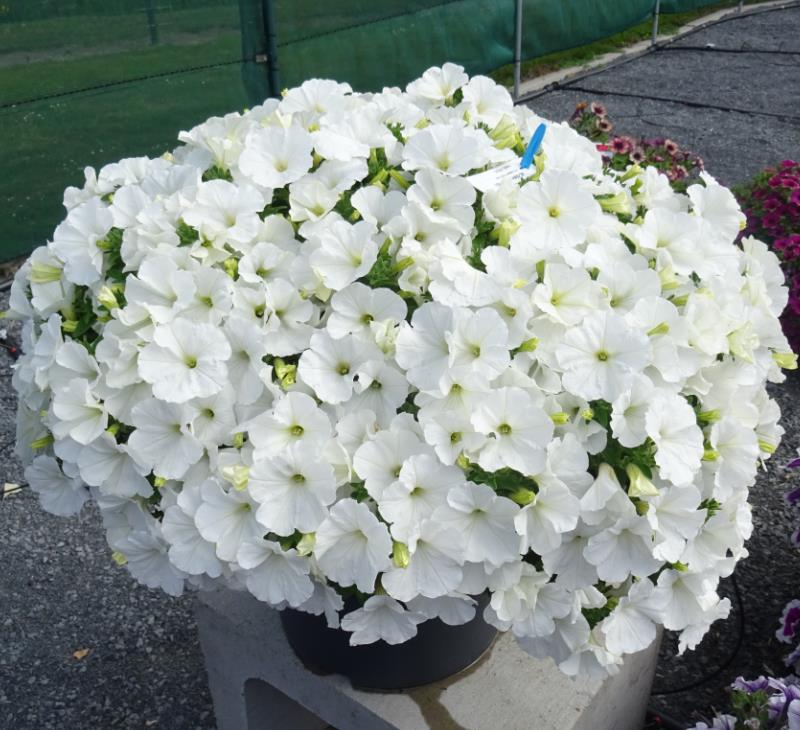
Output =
[
  {"x1": 732, "y1": 675, "x2": 770, "y2": 692},
  {"x1": 590, "y1": 102, "x2": 607, "y2": 116},
  {"x1": 786, "y1": 485, "x2": 800, "y2": 504},
  {"x1": 778, "y1": 602, "x2": 800, "y2": 644},
  {"x1": 788, "y1": 698, "x2": 800, "y2": 730}
]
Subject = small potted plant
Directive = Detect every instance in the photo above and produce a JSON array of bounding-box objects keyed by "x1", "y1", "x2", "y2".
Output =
[{"x1": 10, "y1": 63, "x2": 793, "y2": 690}]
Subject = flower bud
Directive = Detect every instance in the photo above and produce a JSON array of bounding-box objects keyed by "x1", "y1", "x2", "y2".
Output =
[
  {"x1": 597, "y1": 191, "x2": 632, "y2": 216},
  {"x1": 223, "y1": 257, "x2": 239, "y2": 279},
  {"x1": 493, "y1": 219, "x2": 520, "y2": 247},
  {"x1": 388, "y1": 169, "x2": 411, "y2": 191},
  {"x1": 758, "y1": 439, "x2": 776, "y2": 455},
  {"x1": 488, "y1": 115, "x2": 520, "y2": 149},
  {"x1": 773, "y1": 352, "x2": 798, "y2": 370},
  {"x1": 581, "y1": 408, "x2": 594, "y2": 422},
  {"x1": 658, "y1": 264, "x2": 679, "y2": 291},
  {"x1": 61, "y1": 319, "x2": 79, "y2": 333},
  {"x1": 392, "y1": 541, "x2": 410, "y2": 568},
  {"x1": 221, "y1": 464, "x2": 250, "y2": 491},
  {"x1": 620, "y1": 164, "x2": 642, "y2": 183},
  {"x1": 97, "y1": 285, "x2": 119, "y2": 311},
  {"x1": 29, "y1": 262, "x2": 63, "y2": 285},
  {"x1": 517, "y1": 337, "x2": 538, "y2": 353},
  {"x1": 297, "y1": 533, "x2": 316, "y2": 557},
  {"x1": 698, "y1": 409, "x2": 721, "y2": 425},
  {"x1": 30, "y1": 434, "x2": 54, "y2": 450},
  {"x1": 626, "y1": 464, "x2": 659, "y2": 497},
  {"x1": 510, "y1": 487, "x2": 537, "y2": 506},
  {"x1": 702, "y1": 448, "x2": 719, "y2": 462},
  {"x1": 646, "y1": 322, "x2": 670, "y2": 337},
  {"x1": 232, "y1": 432, "x2": 246, "y2": 449},
  {"x1": 111, "y1": 552, "x2": 128, "y2": 566}
]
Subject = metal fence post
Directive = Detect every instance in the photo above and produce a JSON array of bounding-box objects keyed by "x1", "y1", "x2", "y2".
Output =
[
  {"x1": 144, "y1": 0, "x2": 159, "y2": 46},
  {"x1": 261, "y1": 0, "x2": 281, "y2": 97},
  {"x1": 651, "y1": 0, "x2": 661, "y2": 46},
  {"x1": 513, "y1": 0, "x2": 523, "y2": 101}
]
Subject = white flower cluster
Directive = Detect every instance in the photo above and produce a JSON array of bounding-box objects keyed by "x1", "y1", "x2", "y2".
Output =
[{"x1": 10, "y1": 64, "x2": 794, "y2": 678}]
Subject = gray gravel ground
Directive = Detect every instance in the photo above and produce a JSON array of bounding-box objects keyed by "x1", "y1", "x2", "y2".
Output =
[{"x1": 1, "y1": 6, "x2": 799, "y2": 729}]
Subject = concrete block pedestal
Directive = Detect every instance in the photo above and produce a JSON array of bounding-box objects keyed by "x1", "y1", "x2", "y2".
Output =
[{"x1": 195, "y1": 589, "x2": 660, "y2": 730}]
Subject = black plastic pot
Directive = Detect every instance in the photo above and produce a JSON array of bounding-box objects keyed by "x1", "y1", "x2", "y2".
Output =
[{"x1": 280, "y1": 593, "x2": 497, "y2": 690}]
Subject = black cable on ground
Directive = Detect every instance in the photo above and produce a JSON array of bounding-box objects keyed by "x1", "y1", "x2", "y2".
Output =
[
  {"x1": 557, "y1": 84, "x2": 800, "y2": 123},
  {"x1": 658, "y1": 45, "x2": 800, "y2": 54},
  {"x1": 650, "y1": 572, "x2": 745, "y2": 696}
]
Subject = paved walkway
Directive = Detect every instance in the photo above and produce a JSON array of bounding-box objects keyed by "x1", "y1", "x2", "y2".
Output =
[{"x1": 1, "y1": 5, "x2": 799, "y2": 728}]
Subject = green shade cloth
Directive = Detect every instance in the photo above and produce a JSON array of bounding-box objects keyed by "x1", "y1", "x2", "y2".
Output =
[{"x1": 0, "y1": 0, "x2": 727, "y2": 261}]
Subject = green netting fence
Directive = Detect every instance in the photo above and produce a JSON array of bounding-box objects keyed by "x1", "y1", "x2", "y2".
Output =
[{"x1": 0, "y1": 0, "x2": 737, "y2": 261}]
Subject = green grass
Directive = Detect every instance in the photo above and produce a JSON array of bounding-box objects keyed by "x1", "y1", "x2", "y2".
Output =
[{"x1": 491, "y1": 0, "x2": 768, "y2": 87}]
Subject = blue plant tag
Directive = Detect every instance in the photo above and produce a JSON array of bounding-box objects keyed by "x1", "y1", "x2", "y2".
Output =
[{"x1": 520, "y1": 123, "x2": 547, "y2": 170}]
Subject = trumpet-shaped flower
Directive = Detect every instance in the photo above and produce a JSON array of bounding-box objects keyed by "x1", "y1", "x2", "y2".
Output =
[
  {"x1": 556, "y1": 311, "x2": 651, "y2": 402},
  {"x1": 314, "y1": 499, "x2": 393, "y2": 593},
  {"x1": 236, "y1": 539, "x2": 314, "y2": 607},
  {"x1": 471, "y1": 387, "x2": 553, "y2": 475},
  {"x1": 341, "y1": 595, "x2": 426, "y2": 645},
  {"x1": 139, "y1": 319, "x2": 231, "y2": 403},
  {"x1": 433, "y1": 483, "x2": 520, "y2": 567},
  {"x1": 249, "y1": 444, "x2": 336, "y2": 536}
]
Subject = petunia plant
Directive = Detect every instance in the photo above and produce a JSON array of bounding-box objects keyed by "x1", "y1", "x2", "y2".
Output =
[
  {"x1": 734, "y1": 160, "x2": 800, "y2": 353},
  {"x1": 568, "y1": 100, "x2": 705, "y2": 192},
  {"x1": 9, "y1": 64, "x2": 795, "y2": 678}
]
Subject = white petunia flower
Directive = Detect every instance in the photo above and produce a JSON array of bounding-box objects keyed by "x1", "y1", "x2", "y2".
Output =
[
  {"x1": 25, "y1": 455, "x2": 89, "y2": 517},
  {"x1": 50, "y1": 378, "x2": 108, "y2": 445},
  {"x1": 402, "y1": 123, "x2": 481, "y2": 176},
  {"x1": 645, "y1": 393, "x2": 703, "y2": 487},
  {"x1": 340, "y1": 595, "x2": 426, "y2": 646},
  {"x1": 77, "y1": 432, "x2": 151, "y2": 498},
  {"x1": 610, "y1": 375, "x2": 654, "y2": 448},
  {"x1": 514, "y1": 480, "x2": 580, "y2": 555},
  {"x1": 138, "y1": 319, "x2": 231, "y2": 403},
  {"x1": 298, "y1": 331, "x2": 381, "y2": 404},
  {"x1": 50, "y1": 197, "x2": 113, "y2": 285},
  {"x1": 406, "y1": 62, "x2": 469, "y2": 104},
  {"x1": 327, "y1": 283, "x2": 406, "y2": 340},
  {"x1": 236, "y1": 539, "x2": 314, "y2": 607},
  {"x1": 556, "y1": 311, "x2": 651, "y2": 402},
  {"x1": 709, "y1": 418, "x2": 760, "y2": 496},
  {"x1": 314, "y1": 499, "x2": 393, "y2": 593},
  {"x1": 309, "y1": 219, "x2": 379, "y2": 291},
  {"x1": 239, "y1": 125, "x2": 314, "y2": 188},
  {"x1": 127, "y1": 398, "x2": 204, "y2": 479},
  {"x1": 517, "y1": 170, "x2": 601, "y2": 253},
  {"x1": 583, "y1": 513, "x2": 661, "y2": 584},
  {"x1": 247, "y1": 391, "x2": 332, "y2": 457},
  {"x1": 353, "y1": 427, "x2": 430, "y2": 500},
  {"x1": 114, "y1": 527, "x2": 187, "y2": 597},
  {"x1": 249, "y1": 443, "x2": 336, "y2": 536},
  {"x1": 599, "y1": 579, "x2": 667, "y2": 655},
  {"x1": 194, "y1": 479, "x2": 263, "y2": 562},
  {"x1": 382, "y1": 520, "x2": 464, "y2": 601},
  {"x1": 446, "y1": 307, "x2": 510, "y2": 380},
  {"x1": 378, "y1": 453, "x2": 465, "y2": 542},
  {"x1": 532, "y1": 263, "x2": 603, "y2": 326},
  {"x1": 394, "y1": 301, "x2": 454, "y2": 391},
  {"x1": 161, "y1": 484, "x2": 223, "y2": 577},
  {"x1": 407, "y1": 168, "x2": 476, "y2": 234},
  {"x1": 471, "y1": 387, "x2": 553, "y2": 475},
  {"x1": 433, "y1": 482, "x2": 520, "y2": 567}
]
